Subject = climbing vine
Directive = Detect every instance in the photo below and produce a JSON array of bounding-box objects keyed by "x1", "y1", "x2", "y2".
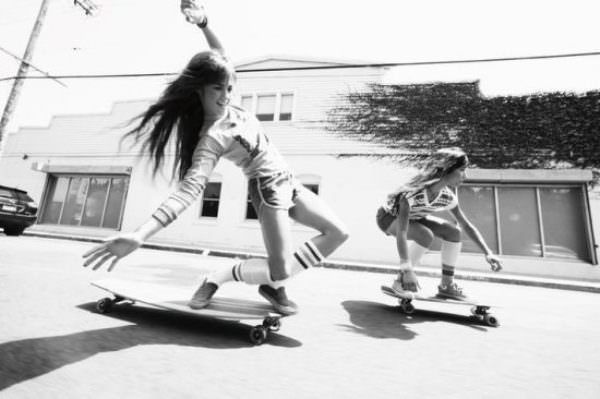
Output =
[{"x1": 328, "y1": 82, "x2": 600, "y2": 179}]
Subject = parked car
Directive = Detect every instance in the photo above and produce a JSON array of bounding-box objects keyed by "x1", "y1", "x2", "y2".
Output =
[{"x1": 0, "y1": 185, "x2": 38, "y2": 236}]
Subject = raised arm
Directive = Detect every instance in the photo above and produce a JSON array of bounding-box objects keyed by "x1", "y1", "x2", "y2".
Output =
[{"x1": 180, "y1": 0, "x2": 226, "y2": 56}]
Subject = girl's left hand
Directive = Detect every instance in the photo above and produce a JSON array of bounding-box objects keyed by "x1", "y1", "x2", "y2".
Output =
[
  {"x1": 82, "y1": 233, "x2": 143, "y2": 272},
  {"x1": 485, "y1": 254, "x2": 502, "y2": 272}
]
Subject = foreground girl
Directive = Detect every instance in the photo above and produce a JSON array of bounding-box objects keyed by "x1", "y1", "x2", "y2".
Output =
[{"x1": 83, "y1": 1, "x2": 348, "y2": 315}]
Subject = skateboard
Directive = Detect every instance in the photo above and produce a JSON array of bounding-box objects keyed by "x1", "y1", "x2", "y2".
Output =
[
  {"x1": 381, "y1": 285, "x2": 499, "y2": 327},
  {"x1": 91, "y1": 278, "x2": 286, "y2": 345}
]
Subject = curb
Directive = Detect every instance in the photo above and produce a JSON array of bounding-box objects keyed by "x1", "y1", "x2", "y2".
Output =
[{"x1": 24, "y1": 230, "x2": 600, "y2": 294}]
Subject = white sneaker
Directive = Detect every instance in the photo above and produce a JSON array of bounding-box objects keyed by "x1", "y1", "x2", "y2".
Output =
[{"x1": 437, "y1": 282, "x2": 467, "y2": 300}]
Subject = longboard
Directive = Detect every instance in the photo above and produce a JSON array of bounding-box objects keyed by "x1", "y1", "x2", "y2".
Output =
[
  {"x1": 381, "y1": 285, "x2": 499, "y2": 327},
  {"x1": 91, "y1": 278, "x2": 286, "y2": 345}
]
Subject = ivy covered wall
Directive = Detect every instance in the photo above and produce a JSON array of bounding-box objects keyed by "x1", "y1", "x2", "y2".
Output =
[{"x1": 328, "y1": 82, "x2": 600, "y2": 179}]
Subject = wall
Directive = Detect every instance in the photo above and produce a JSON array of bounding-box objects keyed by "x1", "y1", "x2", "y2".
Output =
[{"x1": 1, "y1": 60, "x2": 599, "y2": 282}]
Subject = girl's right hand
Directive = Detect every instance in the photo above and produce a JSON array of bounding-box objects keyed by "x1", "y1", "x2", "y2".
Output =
[
  {"x1": 82, "y1": 233, "x2": 143, "y2": 272},
  {"x1": 400, "y1": 261, "x2": 421, "y2": 292},
  {"x1": 180, "y1": 0, "x2": 208, "y2": 25},
  {"x1": 400, "y1": 265, "x2": 420, "y2": 292}
]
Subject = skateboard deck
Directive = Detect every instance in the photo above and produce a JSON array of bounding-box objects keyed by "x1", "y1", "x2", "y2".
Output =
[
  {"x1": 91, "y1": 278, "x2": 285, "y2": 344},
  {"x1": 381, "y1": 285, "x2": 499, "y2": 327}
]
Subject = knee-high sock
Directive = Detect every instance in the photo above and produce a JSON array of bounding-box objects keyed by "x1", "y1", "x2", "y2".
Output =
[
  {"x1": 206, "y1": 258, "x2": 274, "y2": 287},
  {"x1": 268, "y1": 240, "x2": 325, "y2": 288},
  {"x1": 291, "y1": 240, "x2": 325, "y2": 274},
  {"x1": 208, "y1": 240, "x2": 326, "y2": 288},
  {"x1": 409, "y1": 241, "x2": 429, "y2": 266},
  {"x1": 441, "y1": 240, "x2": 462, "y2": 285}
]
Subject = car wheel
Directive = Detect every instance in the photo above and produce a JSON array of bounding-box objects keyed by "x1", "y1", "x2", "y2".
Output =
[{"x1": 4, "y1": 226, "x2": 25, "y2": 236}]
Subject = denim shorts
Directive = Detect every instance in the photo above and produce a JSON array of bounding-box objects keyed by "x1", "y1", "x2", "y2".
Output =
[
  {"x1": 375, "y1": 207, "x2": 396, "y2": 235},
  {"x1": 248, "y1": 171, "x2": 302, "y2": 215}
]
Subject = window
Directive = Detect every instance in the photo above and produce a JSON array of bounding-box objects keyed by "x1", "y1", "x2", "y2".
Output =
[
  {"x1": 497, "y1": 187, "x2": 542, "y2": 257},
  {"x1": 256, "y1": 95, "x2": 276, "y2": 121},
  {"x1": 40, "y1": 175, "x2": 129, "y2": 229},
  {"x1": 303, "y1": 183, "x2": 319, "y2": 195},
  {"x1": 199, "y1": 182, "x2": 222, "y2": 218},
  {"x1": 241, "y1": 95, "x2": 253, "y2": 113},
  {"x1": 539, "y1": 187, "x2": 589, "y2": 260},
  {"x1": 296, "y1": 174, "x2": 321, "y2": 196},
  {"x1": 279, "y1": 94, "x2": 294, "y2": 121},
  {"x1": 244, "y1": 177, "x2": 320, "y2": 221},
  {"x1": 240, "y1": 92, "x2": 294, "y2": 122},
  {"x1": 430, "y1": 183, "x2": 592, "y2": 262},
  {"x1": 246, "y1": 189, "x2": 258, "y2": 220}
]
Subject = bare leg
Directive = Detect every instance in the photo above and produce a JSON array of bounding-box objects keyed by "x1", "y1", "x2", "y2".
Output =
[
  {"x1": 416, "y1": 216, "x2": 465, "y2": 298},
  {"x1": 257, "y1": 205, "x2": 294, "y2": 281},
  {"x1": 288, "y1": 188, "x2": 349, "y2": 257}
]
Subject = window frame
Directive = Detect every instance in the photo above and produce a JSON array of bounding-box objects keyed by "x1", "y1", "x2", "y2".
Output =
[
  {"x1": 457, "y1": 182, "x2": 595, "y2": 263},
  {"x1": 239, "y1": 91, "x2": 296, "y2": 122},
  {"x1": 198, "y1": 180, "x2": 223, "y2": 220},
  {"x1": 39, "y1": 173, "x2": 130, "y2": 230}
]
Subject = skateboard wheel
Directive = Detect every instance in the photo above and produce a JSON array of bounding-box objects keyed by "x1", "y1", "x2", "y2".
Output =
[
  {"x1": 96, "y1": 297, "x2": 113, "y2": 314},
  {"x1": 484, "y1": 314, "x2": 499, "y2": 327},
  {"x1": 249, "y1": 326, "x2": 268, "y2": 345},
  {"x1": 401, "y1": 303, "x2": 415, "y2": 314},
  {"x1": 263, "y1": 317, "x2": 281, "y2": 332},
  {"x1": 471, "y1": 306, "x2": 489, "y2": 316}
]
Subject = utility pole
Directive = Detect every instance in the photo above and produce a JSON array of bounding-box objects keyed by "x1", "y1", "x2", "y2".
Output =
[
  {"x1": 0, "y1": 0, "x2": 98, "y2": 157},
  {"x1": 0, "y1": 0, "x2": 50, "y2": 157}
]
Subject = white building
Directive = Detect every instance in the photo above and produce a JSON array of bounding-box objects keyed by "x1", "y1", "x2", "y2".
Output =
[{"x1": 1, "y1": 56, "x2": 599, "y2": 282}]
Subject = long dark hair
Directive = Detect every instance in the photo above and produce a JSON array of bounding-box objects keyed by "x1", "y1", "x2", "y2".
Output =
[{"x1": 125, "y1": 50, "x2": 235, "y2": 180}]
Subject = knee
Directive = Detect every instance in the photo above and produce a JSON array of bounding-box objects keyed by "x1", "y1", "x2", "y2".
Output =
[
  {"x1": 329, "y1": 222, "x2": 350, "y2": 247},
  {"x1": 444, "y1": 226, "x2": 461, "y2": 243},
  {"x1": 268, "y1": 256, "x2": 293, "y2": 281},
  {"x1": 415, "y1": 229, "x2": 434, "y2": 248}
]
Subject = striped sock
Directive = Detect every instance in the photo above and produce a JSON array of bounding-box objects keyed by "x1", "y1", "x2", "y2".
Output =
[
  {"x1": 441, "y1": 264, "x2": 455, "y2": 285},
  {"x1": 266, "y1": 241, "x2": 325, "y2": 289},
  {"x1": 440, "y1": 240, "x2": 461, "y2": 285},
  {"x1": 292, "y1": 240, "x2": 324, "y2": 274}
]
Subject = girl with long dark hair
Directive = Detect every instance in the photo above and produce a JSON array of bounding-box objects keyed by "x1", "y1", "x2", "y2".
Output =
[{"x1": 83, "y1": 1, "x2": 348, "y2": 315}]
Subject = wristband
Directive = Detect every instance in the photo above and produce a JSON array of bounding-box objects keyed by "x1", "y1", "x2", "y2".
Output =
[{"x1": 197, "y1": 16, "x2": 208, "y2": 28}]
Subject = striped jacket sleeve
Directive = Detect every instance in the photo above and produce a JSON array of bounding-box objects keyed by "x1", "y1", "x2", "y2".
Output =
[{"x1": 151, "y1": 135, "x2": 224, "y2": 227}]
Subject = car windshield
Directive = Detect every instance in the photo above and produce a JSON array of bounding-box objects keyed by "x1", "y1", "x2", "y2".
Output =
[
  {"x1": 15, "y1": 192, "x2": 33, "y2": 202},
  {"x1": 0, "y1": 188, "x2": 16, "y2": 198}
]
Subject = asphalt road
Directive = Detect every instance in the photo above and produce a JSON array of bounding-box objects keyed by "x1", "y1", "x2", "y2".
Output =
[{"x1": 1, "y1": 235, "x2": 599, "y2": 399}]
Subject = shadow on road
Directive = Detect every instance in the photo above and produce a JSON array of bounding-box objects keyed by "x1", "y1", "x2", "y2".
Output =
[
  {"x1": 0, "y1": 302, "x2": 301, "y2": 391},
  {"x1": 340, "y1": 300, "x2": 489, "y2": 340}
]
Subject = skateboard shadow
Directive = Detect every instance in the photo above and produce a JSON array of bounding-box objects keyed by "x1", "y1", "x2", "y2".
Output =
[
  {"x1": 340, "y1": 300, "x2": 488, "y2": 341},
  {"x1": 0, "y1": 302, "x2": 301, "y2": 392}
]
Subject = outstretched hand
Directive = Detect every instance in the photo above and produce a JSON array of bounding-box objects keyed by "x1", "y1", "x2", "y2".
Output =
[
  {"x1": 181, "y1": 0, "x2": 207, "y2": 25},
  {"x1": 485, "y1": 254, "x2": 503, "y2": 272},
  {"x1": 82, "y1": 233, "x2": 143, "y2": 272},
  {"x1": 400, "y1": 267, "x2": 421, "y2": 292}
]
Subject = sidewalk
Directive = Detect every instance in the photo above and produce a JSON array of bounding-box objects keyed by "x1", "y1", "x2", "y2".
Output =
[{"x1": 24, "y1": 230, "x2": 600, "y2": 294}]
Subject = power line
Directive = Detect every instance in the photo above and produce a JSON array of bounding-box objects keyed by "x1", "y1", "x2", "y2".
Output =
[
  {"x1": 0, "y1": 45, "x2": 66, "y2": 87},
  {"x1": 1, "y1": 50, "x2": 600, "y2": 83}
]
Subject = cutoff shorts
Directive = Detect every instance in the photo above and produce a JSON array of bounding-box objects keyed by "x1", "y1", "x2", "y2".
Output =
[
  {"x1": 248, "y1": 171, "x2": 304, "y2": 216},
  {"x1": 375, "y1": 206, "x2": 396, "y2": 235}
]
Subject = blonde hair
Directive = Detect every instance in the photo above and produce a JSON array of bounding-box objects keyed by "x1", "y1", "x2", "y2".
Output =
[{"x1": 391, "y1": 147, "x2": 468, "y2": 198}]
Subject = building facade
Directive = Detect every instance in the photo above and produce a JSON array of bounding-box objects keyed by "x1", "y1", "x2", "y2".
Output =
[{"x1": 1, "y1": 57, "x2": 599, "y2": 282}]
